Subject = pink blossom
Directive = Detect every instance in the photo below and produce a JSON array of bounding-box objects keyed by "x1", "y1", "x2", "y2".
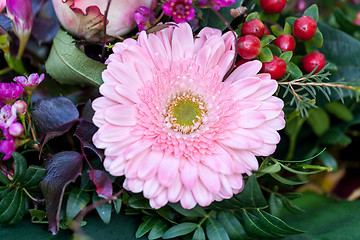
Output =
[
  {"x1": 163, "y1": 0, "x2": 195, "y2": 23},
  {"x1": 134, "y1": 6, "x2": 156, "y2": 32},
  {"x1": 199, "y1": 0, "x2": 236, "y2": 9},
  {"x1": 0, "y1": 83, "x2": 23, "y2": 104},
  {"x1": 13, "y1": 73, "x2": 44, "y2": 88},
  {"x1": 13, "y1": 100, "x2": 27, "y2": 115},
  {"x1": 92, "y1": 23, "x2": 285, "y2": 209},
  {"x1": 8, "y1": 122, "x2": 23, "y2": 137},
  {"x1": 0, "y1": 138, "x2": 15, "y2": 160},
  {"x1": 52, "y1": 0, "x2": 157, "y2": 41}
]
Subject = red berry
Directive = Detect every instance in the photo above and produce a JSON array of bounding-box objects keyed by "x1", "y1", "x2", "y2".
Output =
[
  {"x1": 293, "y1": 16, "x2": 317, "y2": 41},
  {"x1": 236, "y1": 59, "x2": 248, "y2": 67},
  {"x1": 261, "y1": 56, "x2": 287, "y2": 79},
  {"x1": 237, "y1": 35, "x2": 261, "y2": 60},
  {"x1": 264, "y1": 25, "x2": 271, "y2": 36},
  {"x1": 260, "y1": 0, "x2": 286, "y2": 14},
  {"x1": 241, "y1": 18, "x2": 265, "y2": 38},
  {"x1": 274, "y1": 34, "x2": 296, "y2": 52},
  {"x1": 301, "y1": 52, "x2": 326, "y2": 73}
]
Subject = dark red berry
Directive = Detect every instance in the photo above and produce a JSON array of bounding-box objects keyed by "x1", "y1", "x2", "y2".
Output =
[
  {"x1": 264, "y1": 25, "x2": 271, "y2": 36},
  {"x1": 301, "y1": 52, "x2": 326, "y2": 73},
  {"x1": 260, "y1": 0, "x2": 286, "y2": 14},
  {"x1": 293, "y1": 16, "x2": 317, "y2": 41},
  {"x1": 274, "y1": 34, "x2": 296, "y2": 52},
  {"x1": 241, "y1": 18, "x2": 265, "y2": 38},
  {"x1": 237, "y1": 35, "x2": 261, "y2": 60},
  {"x1": 236, "y1": 59, "x2": 248, "y2": 67},
  {"x1": 261, "y1": 56, "x2": 287, "y2": 79}
]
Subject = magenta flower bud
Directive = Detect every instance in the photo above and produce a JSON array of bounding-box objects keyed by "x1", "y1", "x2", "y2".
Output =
[
  {"x1": 14, "y1": 73, "x2": 44, "y2": 88},
  {"x1": 13, "y1": 100, "x2": 27, "y2": 115},
  {"x1": 134, "y1": 6, "x2": 156, "y2": 31},
  {"x1": 163, "y1": 0, "x2": 196, "y2": 23},
  {"x1": 6, "y1": 0, "x2": 33, "y2": 57},
  {"x1": 51, "y1": 0, "x2": 157, "y2": 41},
  {"x1": 0, "y1": 138, "x2": 15, "y2": 160},
  {"x1": 211, "y1": 0, "x2": 236, "y2": 7},
  {"x1": 0, "y1": 83, "x2": 23, "y2": 104},
  {"x1": 8, "y1": 122, "x2": 23, "y2": 137}
]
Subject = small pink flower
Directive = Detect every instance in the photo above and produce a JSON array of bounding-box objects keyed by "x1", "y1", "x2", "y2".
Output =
[
  {"x1": 0, "y1": 83, "x2": 23, "y2": 104},
  {"x1": 134, "y1": 6, "x2": 156, "y2": 32},
  {"x1": 13, "y1": 73, "x2": 44, "y2": 88},
  {"x1": 92, "y1": 23, "x2": 285, "y2": 209},
  {"x1": 0, "y1": 138, "x2": 15, "y2": 160},
  {"x1": 13, "y1": 100, "x2": 27, "y2": 115},
  {"x1": 199, "y1": 0, "x2": 236, "y2": 9},
  {"x1": 8, "y1": 122, "x2": 23, "y2": 137},
  {"x1": 163, "y1": 0, "x2": 195, "y2": 23}
]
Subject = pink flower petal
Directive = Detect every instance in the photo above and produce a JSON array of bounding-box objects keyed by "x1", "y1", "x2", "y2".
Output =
[{"x1": 157, "y1": 154, "x2": 180, "y2": 187}]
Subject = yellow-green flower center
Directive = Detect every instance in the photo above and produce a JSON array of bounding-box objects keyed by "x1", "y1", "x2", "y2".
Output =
[{"x1": 165, "y1": 92, "x2": 206, "y2": 134}]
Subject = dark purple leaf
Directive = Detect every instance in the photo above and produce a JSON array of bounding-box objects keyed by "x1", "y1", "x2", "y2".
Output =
[
  {"x1": 39, "y1": 151, "x2": 83, "y2": 234},
  {"x1": 0, "y1": 14, "x2": 13, "y2": 32},
  {"x1": 32, "y1": 18, "x2": 59, "y2": 45},
  {"x1": 89, "y1": 170, "x2": 113, "y2": 198},
  {"x1": 32, "y1": 97, "x2": 79, "y2": 142},
  {"x1": 74, "y1": 119, "x2": 104, "y2": 160}
]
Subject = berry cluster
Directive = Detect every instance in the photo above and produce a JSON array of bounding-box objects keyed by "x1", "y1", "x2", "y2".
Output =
[{"x1": 236, "y1": 2, "x2": 326, "y2": 79}]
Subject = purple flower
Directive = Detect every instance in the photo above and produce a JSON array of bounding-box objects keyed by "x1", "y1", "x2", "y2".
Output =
[
  {"x1": 8, "y1": 122, "x2": 23, "y2": 137},
  {"x1": 0, "y1": 83, "x2": 23, "y2": 104},
  {"x1": 199, "y1": 0, "x2": 236, "y2": 9},
  {"x1": 0, "y1": 104, "x2": 17, "y2": 130},
  {"x1": 134, "y1": 6, "x2": 157, "y2": 31},
  {"x1": 0, "y1": 138, "x2": 15, "y2": 160},
  {"x1": 13, "y1": 73, "x2": 44, "y2": 88},
  {"x1": 163, "y1": 0, "x2": 195, "y2": 23},
  {"x1": 6, "y1": 0, "x2": 33, "y2": 57}
]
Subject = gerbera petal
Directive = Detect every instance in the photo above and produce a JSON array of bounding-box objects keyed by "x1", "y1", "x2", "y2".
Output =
[
  {"x1": 180, "y1": 190, "x2": 197, "y2": 209},
  {"x1": 192, "y1": 180, "x2": 213, "y2": 207},
  {"x1": 104, "y1": 105, "x2": 137, "y2": 126},
  {"x1": 137, "y1": 150, "x2": 164, "y2": 180},
  {"x1": 167, "y1": 173, "x2": 183, "y2": 202},
  {"x1": 157, "y1": 154, "x2": 180, "y2": 187},
  {"x1": 198, "y1": 164, "x2": 221, "y2": 194},
  {"x1": 218, "y1": 128, "x2": 264, "y2": 150},
  {"x1": 226, "y1": 60, "x2": 263, "y2": 83},
  {"x1": 237, "y1": 110, "x2": 266, "y2": 128},
  {"x1": 181, "y1": 160, "x2": 198, "y2": 190}
]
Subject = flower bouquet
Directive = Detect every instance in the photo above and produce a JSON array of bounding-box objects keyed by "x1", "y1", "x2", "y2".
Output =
[{"x1": 1, "y1": 0, "x2": 360, "y2": 239}]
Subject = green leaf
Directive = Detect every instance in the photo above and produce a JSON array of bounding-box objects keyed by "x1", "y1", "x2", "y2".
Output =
[
  {"x1": 268, "y1": 44, "x2": 282, "y2": 57},
  {"x1": 0, "y1": 186, "x2": 10, "y2": 199},
  {"x1": 29, "y1": 209, "x2": 47, "y2": 223},
  {"x1": 333, "y1": 8, "x2": 360, "y2": 35},
  {"x1": 136, "y1": 216, "x2": 157, "y2": 238},
  {"x1": 0, "y1": 189, "x2": 21, "y2": 222},
  {"x1": 245, "y1": 12, "x2": 260, "y2": 22},
  {"x1": 113, "y1": 198, "x2": 122, "y2": 214},
  {"x1": 270, "y1": 25, "x2": 282, "y2": 37},
  {"x1": 255, "y1": 209, "x2": 304, "y2": 235},
  {"x1": 280, "y1": 51, "x2": 293, "y2": 63},
  {"x1": 12, "y1": 152, "x2": 27, "y2": 184},
  {"x1": 259, "y1": 47, "x2": 273, "y2": 62},
  {"x1": 303, "y1": 4, "x2": 319, "y2": 22},
  {"x1": 45, "y1": 29, "x2": 106, "y2": 86},
  {"x1": 241, "y1": 210, "x2": 279, "y2": 238},
  {"x1": 320, "y1": 128, "x2": 351, "y2": 146},
  {"x1": 324, "y1": 102, "x2": 353, "y2": 122},
  {"x1": 162, "y1": 222, "x2": 198, "y2": 239},
  {"x1": 270, "y1": 173, "x2": 308, "y2": 185},
  {"x1": 148, "y1": 219, "x2": 168, "y2": 240},
  {"x1": 0, "y1": 170, "x2": 10, "y2": 185},
  {"x1": 168, "y1": 202, "x2": 207, "y2": 217},
  {"x1": 308, "y1": 29, "x2": 323, "y2": 48},
  {"x1": 318, "y1": 150, "x2": 338, "y2": 172},
  {"x1": 278, "y1": 162, "x2": 324, "y2": 175},
  {"x1": 306, "y1": 108, "x2": 330, "y2": 137},
  {"x1": 217, "y1": 211, "x2": 247, "y2": 240},
  {"x1": 256, "y1": 161, "x2": 281, "y2": 177},
  {"x1": 66, "y1": 188, "x2": 90, "y2": 220},
  {"x1": 260, "y1": 35, "x2": 276, "y2": 47},
  {"x1": 286, "y1": 62, "x2": 303, "y2": 80},
  {"x1": 4, "y1": 190, "x2": 26, "y2": 225},
  {"x1": 235, "y1": 175, "x2": 267, "y2": 208},
  {"x1": 283, "y1": 22, "x2": 292, "y2": 35},
  {"x1": 193, "y1": 226, "x2": 205, "y2": 240},
  {"x1": 198, "y1": 1, "x2": 243, "y2": 30},
  {"x1": 206, "y1": 218, "x2": 230, "y2": 240},
  {"x1": 21, "y1": 165, "x2": 46, "y2": 187},
  {"x1": 269, "y1": 193, "x2": 283, "y2": 217},
  {"x1": 93, "y1": 193, "x2": 111, "y2": 224},
  {"x1": 128, "y1": 194, "x2": 152, "y2": 209}
]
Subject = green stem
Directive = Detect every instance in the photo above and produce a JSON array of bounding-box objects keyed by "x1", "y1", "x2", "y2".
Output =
[
  {"x1": 0, "y1": 67, "x2": 11, "y2": 75},
  {"x1": 23, "y1": 188, "x2": 40, "y2": 202},
  {"x1": 198, "y1": 210, "x2": 215, "y2": 227}
]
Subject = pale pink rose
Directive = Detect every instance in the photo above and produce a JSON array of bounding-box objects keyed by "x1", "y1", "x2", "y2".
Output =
[
  {"x1": 92, "y1": 23, "x2": 285, "y2": 209},
  {"x1": 52, "y1": 0, "x2": 157, "y2": 41}
]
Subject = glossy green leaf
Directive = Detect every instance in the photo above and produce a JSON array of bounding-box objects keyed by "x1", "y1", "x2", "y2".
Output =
[
  {"x1": 66, "y1": 188, "x2": 90, "y2": 220},
  {"x1": 324, "y1": 102, "x2": 353, "y2": 122},
  {"x1": 283, "y1": 22, "x2": 292, "y2": 35},
  {"x1": 128, "y1": 194, "x2": 152, "y2": 209},
  {"x1": 245, "y1": 12, "x2": 260, "y2": 21},
  {"x1": 206, "y1": 218, "x2": 230, "y2": 240},
  {"x1": 279, "y1": 51, "x2": 293, "y2": 63},
  {"x1": 113, "y1": 198, "x2": 122, "y2": 214},
  {"x1": 148, "y1": 219, "x2": 168, "y2": 240},
  {"x1": 270, "y1": 25, "x2": 283, "y2": 37},
  {"x1": 0, "y1": 186, "x2": 10, "y2": 198},
  {"x1": 308, "y1": 29, "x2": 323, "y2": 48},
  {"x1": 0, "y1": 189, "x2": 21, "y2": 222},
  {"x1": 270, "y1": 173, "x2": 308, "y2": 185},
  {"x1": 136, "y1": 216, "x2": 157, "y2": 238},
  {"x1": 318, "y1": 150, "x2": 338, "y2": 172},
  {"x1": 29, "y1": 209, "x2": 47, "y2": 223},
  {"x1": 0, "y1": 170, "x2": 10, "y2": 185},
  {"x1": 303, "y1": 4, "x2": 319, "y2": 22},
  {"x1": 269, "y1": 193, "x2": 283, "y2": 217},
  {"x1": 256, "y1": 161, "x2": 281, "y2": 177},
  {"x1": 93, "y1": 193, "x2": 111, "y2": 224},
  {"x1": 260, "y1": 35, "x2": 276, "y2": 47},
  {"x1": 333, "y1": 8, "x2": 360, "y2": 35},
  {"x1": 192, "y1": 226, "x2": 205, "y2": 240},
  {"x1": 259, "y1": 47, "x2": 273, "y2": 63},
  {"x1": 217, "y1": 211, "x2": 247, "y2": 240},
  {"x1": 168, "y1": 202, "x2": 207, "y2": 217},
  {"x1": 286, "y1": 62, "x2": 303, "y2": 80},
  {"x1": 306, "y1": 108, "x2": 330, "y2": 136},
  {"x1": 235, "y1": 175, "x2": 267, "y2": 208},
  {"x1": 241, "y1": 210, "x2": 279, "y2": 238},
  {"x1": 162, "y1": 222, "x2": 198, "y2": 239},
  {"x1": 45, "y1": 29, "x2": 106, "y2": 86},
  {"x1": 12, "y1": 152, "x2": 27, "y2": 184},
  {"x1": 268, "y1": 44, "x2": 282, "y2": 57},
  {"x1": 320, "y1": 128, "x2": 351, "y2": 146},
  {"x1": 22, "y1": 166, "x2": 47, "y2": 187},
  {"x1": 4, "y1": 190, "x2": 26, "y2": 225}
]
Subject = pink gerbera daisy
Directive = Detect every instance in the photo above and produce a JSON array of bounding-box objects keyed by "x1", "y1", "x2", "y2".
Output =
[{"x1": 92, "y1": 23, "x2": 285, "y2": 209}]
